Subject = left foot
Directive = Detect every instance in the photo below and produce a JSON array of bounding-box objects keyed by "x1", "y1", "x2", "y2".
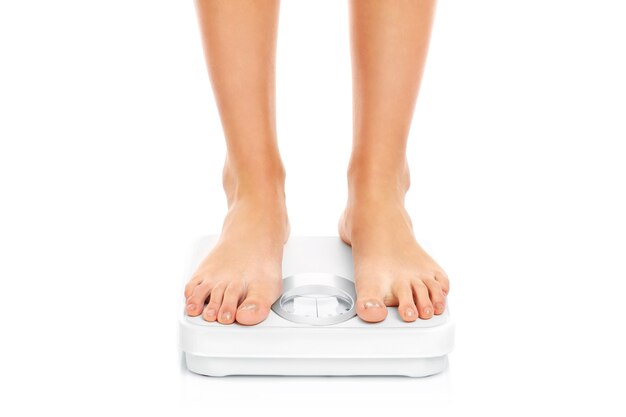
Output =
[{"x1": 339, "y1": 161, "x2": 450, "y2": 322}]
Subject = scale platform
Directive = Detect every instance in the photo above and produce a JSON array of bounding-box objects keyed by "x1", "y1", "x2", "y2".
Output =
[{"x1": 179, "y1": 236, "x2": 454, "y2": 377}]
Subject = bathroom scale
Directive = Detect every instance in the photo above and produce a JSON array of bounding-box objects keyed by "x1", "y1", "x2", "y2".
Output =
[{"x1": 179, "y1": 235, "x2": 454, "y2": 377}]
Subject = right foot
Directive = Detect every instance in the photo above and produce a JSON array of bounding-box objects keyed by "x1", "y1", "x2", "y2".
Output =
[{"x1": 184, "y1": 161, "x2": 289, "y2": 325}]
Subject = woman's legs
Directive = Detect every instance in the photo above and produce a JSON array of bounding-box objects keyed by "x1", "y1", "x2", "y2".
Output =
[
  {"x1": 185, "y1": 0, "x2": 288, "y2": 325},
  {"x1": 340, "y1": 0, "x2": 450, "y2": 322}
]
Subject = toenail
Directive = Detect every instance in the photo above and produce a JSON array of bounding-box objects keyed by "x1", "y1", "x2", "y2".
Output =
[
  {"x1": 364, "y1": 300, "x2": 381, "y2": 309},
  {"x1": 187, "y1": 304, "x2": 195, "y2": 311},
  {"x1": 239, "y1": 304, "x2": 257, "y2": 312},
  {"x1": 221, "y1": 311, "x2": 232, "y2": 321},
  {"x1": 205, "y1": 308, "x2": 215, "y2": 317},
  {"x1": 435, "y1": 303, "x2": 444, "y2": 311},
  {"x1": 424, "y1": 307, "x2": 432, "y2": 315},
  {"x1": 406, "y1": 308, "x2": 415, "y2": 317}
]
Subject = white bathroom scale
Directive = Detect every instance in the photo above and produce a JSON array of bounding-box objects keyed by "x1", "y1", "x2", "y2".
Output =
[{"x1": 179, "y1": 236, "x2": 454, "y2": 377}]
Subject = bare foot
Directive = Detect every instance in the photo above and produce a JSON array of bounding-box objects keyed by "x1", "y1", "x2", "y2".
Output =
[
  {"x1": 184, "y1": 160, "x2": 289, "y2": 325},
  {"x1": 339, "y1": 161, "x2": 450, "y2": 323}
]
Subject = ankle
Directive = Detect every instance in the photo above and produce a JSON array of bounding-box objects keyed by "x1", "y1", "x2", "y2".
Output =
[
  {"x1": 223, "y1": 156, "x2": 286, "y2": 205},
  {"x1": 346, "y1": 156, "x2": 410, "y2": 204}
]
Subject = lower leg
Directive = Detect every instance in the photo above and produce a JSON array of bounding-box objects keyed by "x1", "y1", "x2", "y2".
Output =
[
  {"x1": 185, "y1": 0, "x2": 288, "y2": 325},
  {"x1": 340, "y1": 0, "x2": 450, "y2": 322}
]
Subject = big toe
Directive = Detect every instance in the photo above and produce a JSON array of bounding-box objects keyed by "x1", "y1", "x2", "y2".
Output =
[
  {"x1": 235, "y1": 284, "x2": 278, "y2": 326},
  {"x1": 355, "y1": 289, "x2": 388, "y2": 323}
]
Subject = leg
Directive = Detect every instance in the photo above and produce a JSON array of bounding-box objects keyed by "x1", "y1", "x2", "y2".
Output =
[
  {"x1": 339, "y1": 0, "x2": 450, "y2": 322},
  {"x1": 185, "y1": 0, "x2": 288, "y2": 325}
]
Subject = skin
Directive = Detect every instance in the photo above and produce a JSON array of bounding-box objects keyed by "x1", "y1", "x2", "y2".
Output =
[{"x1": 185, "y1": 0, "x2": 449, "y2": 325}]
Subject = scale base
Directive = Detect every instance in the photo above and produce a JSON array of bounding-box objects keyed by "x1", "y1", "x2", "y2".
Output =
[
  {"x1": 185, "y1": 355, "x2": 448, "y2": 377},
  {"x1": 180, "y1": 236, "x2": 454, "y2": 377}
]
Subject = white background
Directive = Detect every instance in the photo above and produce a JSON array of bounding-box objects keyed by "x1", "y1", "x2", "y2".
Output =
[{"x1": 1, "y1": 0, "x2": 625, "y2": 415}]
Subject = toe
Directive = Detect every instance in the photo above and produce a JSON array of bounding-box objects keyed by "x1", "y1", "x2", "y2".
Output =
[
  {"x1": 355, "y1": 284, "x2": 387, "y2": 323},
  {"x1": 413, "y1": 280, "x2": 434, "y2": 319},
  {"x1": 184, "y1": 277, "x2": 202, "y2": 299},
  {"x1": 235, "y1": 282, "x2": 278, "y2": 326},
  {"x1": 217, "y1": 281, "x2": 244, "y2": 324},
  {"x1": 393, "y1": 282, "x2": 418, "y2": 322},
  {"x1": 435, "y1": 271, "x2": 450, "y2": 296},
  {"x1": 202, "y1": 283, "x2": 226, "y2": 322},
  {"x1": 186, "y1": 282, "x2": 212, "y2": 317},
  {"x1": 424, "y1": 278, "x2": 446, "y2": 315}
]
